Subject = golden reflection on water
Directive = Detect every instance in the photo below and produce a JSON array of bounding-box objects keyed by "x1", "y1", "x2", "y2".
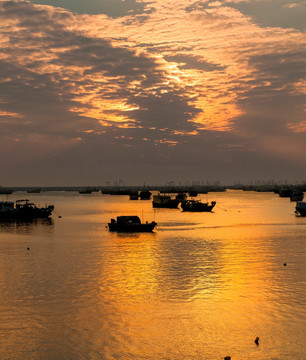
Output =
[{"x1": 101, "y1": 234, "x2": 159, "y2": 303}]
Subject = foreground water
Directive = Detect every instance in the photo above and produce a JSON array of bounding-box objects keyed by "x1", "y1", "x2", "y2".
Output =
[{"x1": 0, "y1": 190, "x2": 305, "y2": 360}]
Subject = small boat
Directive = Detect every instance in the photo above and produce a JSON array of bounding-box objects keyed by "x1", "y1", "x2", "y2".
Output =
[
  {"x1": 27, "y1": 188, "x2": 41, "y2": 193},
  {"x1": 181, "y1": 199, "x2": 216, "y2": 212},
  {"x1": 0, "y1": 199, "x2": 54, "y2": 220},
  {"x1": 108, "y1": 216, "x2": 157, "y2": 232},
  {"x1": 152, "y1": 193, "x2": 180, "y2": 208},
  {"x1": 279, "y1": 187, "x2": 292, "y2": 198},
  {"x1": 290, "y1": 190, "x2": 304, "y2": 202},
  {"x1": 295, "y1": 201, "x2": 306, "y2": 216},
  {"x1": 79, "y1": 188, "x2": 92, "y2": 194},
  {"x1": 139, "y1": 190, "x2": 151, "y2": 200},
  {"x1": 129, "y1": 192, "x2": 139, "y2": 200}
]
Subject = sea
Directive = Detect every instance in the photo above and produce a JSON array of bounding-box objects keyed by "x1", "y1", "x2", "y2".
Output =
[{"x1": 0, "y1": 190, "x2": 305, "y2": 360}]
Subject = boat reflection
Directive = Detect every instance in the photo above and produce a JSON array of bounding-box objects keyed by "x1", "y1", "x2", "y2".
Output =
[{"x1": 0, "y1": 218, "x2": 54, "y2": 234}]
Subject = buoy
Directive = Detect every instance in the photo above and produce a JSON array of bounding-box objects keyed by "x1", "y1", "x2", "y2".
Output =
[
  {"x1": 27, "y1": 247, "x2": 30, "y2": 250},
  {"x1": 255, "y1": 336, "x2": 259, "y2": 345},
  {"x1": 283, "y1": 263, "x2": 287, "y2": 266},
  {"x1": 58, "y1": 215, "x2": 62, "y2": 218},
  {"x1": 224, "y1": 356, "x2": 231, "y2": 360}
]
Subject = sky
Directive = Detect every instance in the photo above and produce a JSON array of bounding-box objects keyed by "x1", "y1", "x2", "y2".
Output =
[{"x1": 0, "y1": 0, "x2": 305, "y2": 186}]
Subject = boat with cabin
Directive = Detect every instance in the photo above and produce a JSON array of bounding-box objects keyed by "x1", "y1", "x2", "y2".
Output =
[
  {"x1": 0, "y1": 199, "x2": 54, "y2": 220},
  {"x1": 139, "y1": 190, "x2": 152, "y2": 200},
  {"x1": 79, "y1": 188, "x2": 92, "y2": 194},
  {"x1": 152, "y1": 193, "x2": 181, "y2": 208},
  {"x1": 181, "y1": 199, "x2": 216, "y2": 212},
  {"x1": 108, "y1": 216, "x2": 157, "y2": 232},
  {"x1": 290, "y1": 189, "x2": 304, "y2": 202}
]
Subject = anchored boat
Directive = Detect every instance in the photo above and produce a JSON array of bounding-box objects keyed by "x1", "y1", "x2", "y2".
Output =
[
  {"x1": 181, "y1": 199, "x2": 216, "y2": 212},
  {"x1": 152, "y1": 193, "x2": 181, "y2": 208},
  {"x1": 108, "y1": 216, "x2": 157, "y2": 232},
  {"x1": 0, "y1": 199, "x2": 54, "y2": 220}
]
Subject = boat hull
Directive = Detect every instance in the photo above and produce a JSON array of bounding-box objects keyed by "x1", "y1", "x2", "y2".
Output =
[
  {"x1": 0, "y1": 207, "x2": 54, "y2": 220},
  {"x1": 108, "y1": 223, "x2": 156, "y2": 232},
  {"x1": 152, "y1": 201, "x2": 180, "y2": 208}
]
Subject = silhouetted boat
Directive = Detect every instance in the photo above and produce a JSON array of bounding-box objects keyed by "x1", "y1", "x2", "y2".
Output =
[
  {"x1": 290, "y1": 190, "x2": 304, "y2": 202},
  {"x1": 0, "y1": 199, "x2": 54, "y2": 220},
  {"x1": 108, "y1": 216, "x2": 157, "y2": 232},
  {"x1": 27, "y1": 188, "x2": 41, "y2": 193},
  {"x1": 181, "y1": 199, "x2": 216, "y2": 212},
  {"x1": 152, "y1": 194, "x2": 180, "y2": 208},
  {"x1": 129, "y1": 192, "x2": 139, "y2": 200},
  {"x1": 279, "y1": 187, "x2": 292, "y2": 198},
  {"x1": 295, "y1": 201, "x2": 306, "y2": 216},
  {"x1": 79, "y1": 188, "x2": 92, "y2": 194},
  {"x1": 139, "y1": 190, "x2": 151, "y2": 200}
]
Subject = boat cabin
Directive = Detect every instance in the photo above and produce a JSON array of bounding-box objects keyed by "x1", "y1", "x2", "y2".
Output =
[{"x1": 114, "y1": 216, "x2": 141, "y2": 224}]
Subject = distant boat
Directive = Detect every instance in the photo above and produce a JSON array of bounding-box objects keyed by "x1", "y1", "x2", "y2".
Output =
[
  {"x1": 139, "y1": 190, "x2": 151, "y2": 200},
  {"x1": 188, "y1": 190, "x2": 198, "y2": 197},
  {"x1": 295, "y1": 201, "x2": 306, "y2": 216},
  {"x1": 181, "y1": 199, "x2": 216, "y2": 212},
  {"x1": 152, "y1": 193, "x2": 180, "y2": 208},
  {"x1": 129, "y1": 192, "x2": 139, "y2": 200},
  {"x1": 0, "y1": 199, "x2": 54, "y2": 220},
  {"x1": 290, "y1": 190, "x2": 304, "y2": 202},
  {"x1": 279, "y1": 187, "x2": 292, "y2": 198},
  {"x1": 27, "y1": 188, "x2": 41, "y2": 193},
  {"x1": 108, "y1": 216, "x2": 157, "y2": 232},
  {"x1": 79, "y1": 188, "x2": 92, "y2": 194}
]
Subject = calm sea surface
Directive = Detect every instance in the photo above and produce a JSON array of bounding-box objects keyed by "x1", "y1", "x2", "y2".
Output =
[{"x1": 0, "y1": 190, "x2": 305, "y2": 360}]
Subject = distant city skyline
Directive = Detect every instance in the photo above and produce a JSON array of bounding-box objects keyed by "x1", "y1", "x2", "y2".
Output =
[{"x1": 0, "y1": 0, "x2": 305, "y2": 186}]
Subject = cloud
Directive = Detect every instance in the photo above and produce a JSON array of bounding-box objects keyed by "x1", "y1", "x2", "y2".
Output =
[{"x1": 224, "y1": 0, "x2": 306, "y2": 31}]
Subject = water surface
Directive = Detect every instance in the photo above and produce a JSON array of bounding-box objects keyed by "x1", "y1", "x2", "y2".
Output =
[{"x1": 0, "y1": 190, "x2": 305, "y2": 360}]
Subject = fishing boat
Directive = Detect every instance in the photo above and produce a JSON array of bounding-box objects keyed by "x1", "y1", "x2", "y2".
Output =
[
  {"x1": 181, "y1": 199, "x2": 216, "y2": 212},
  {"x1": 129, "y1": 192, "x2": 139, "y2": 200},
  {"x1": 139, "y1": 190, "x2": 152, "y2": 200},
  {"x1": 290, "y1": 189, "x2": 304, "y2": 202},
  {"x1": 152, "y1": 193, "x2": 180, "y2": 208},
  {"x1": 108, "y1": 216, "x2": 157, "y2": 232},
  {"x1": 27, "y1": 188, "x2": 41, "y2": 193},
  {"x1": 0, "y1": 199, "x2": 54, "y2": 220},
  {"x1": 295, "y1": 201, "x2": 306, "y2": 216},
  {"x1": 79, "y1": 188, "x2": 92, "y2": 194}
]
